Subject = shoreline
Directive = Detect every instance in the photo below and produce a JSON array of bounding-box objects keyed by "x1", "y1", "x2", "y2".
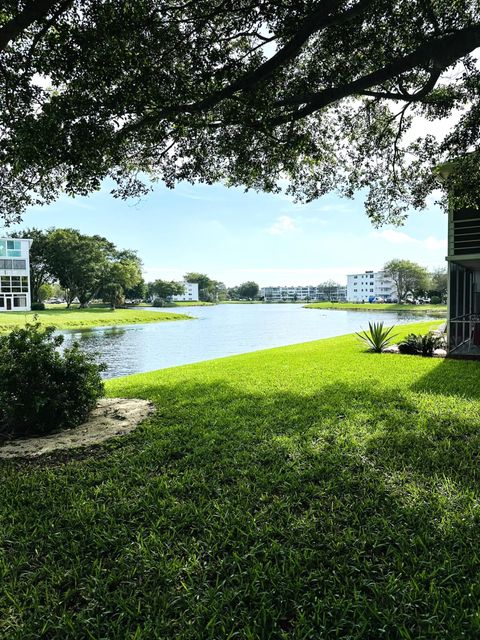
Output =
[{"x1": 0, "y1": 307, "x2": 191, "y2": 333}]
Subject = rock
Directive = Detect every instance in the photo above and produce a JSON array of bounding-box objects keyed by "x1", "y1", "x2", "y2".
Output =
[
  {"x1": 383, "y1": 344, "x2": 400, "y2": 353},
  {"x1": 433, "y1": 348, "x2": 447, "y2": 358}
]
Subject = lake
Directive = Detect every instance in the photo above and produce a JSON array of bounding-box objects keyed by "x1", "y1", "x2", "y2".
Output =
[{"x1": 60, "y1": 304, "x2": 444, "y2": 379}]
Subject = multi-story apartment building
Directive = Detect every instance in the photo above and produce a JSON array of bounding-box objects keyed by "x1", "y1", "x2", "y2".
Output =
[
  {"x1": 0, "y1": 238, "x2": 32, "y2": 312},
  {"x1": 260, "y1": 285, "x2": 347, "y2": 302},
  {"x1": 346, "y1": 270, "x2": 397, "y2": 302},
  {"x1": 171, "y1": 281, "x2": 199, "y2": 302}
]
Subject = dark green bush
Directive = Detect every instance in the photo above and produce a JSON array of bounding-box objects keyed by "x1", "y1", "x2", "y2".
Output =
[
  {"x1": 398, "y1": 332, "x2": 445, "y2": 357},
  {"x1": 0, "y1": 320, "x2": 105, "y2": 437},
  {"x1": 430, "y1": 296, "x2": 442, "y2": 305},
  {"x1": 152, "y1": 297, "x2": 168, "y2": 307},
  {"x1": 31, "y1": 302, "x2": 46, "y2": 311}
]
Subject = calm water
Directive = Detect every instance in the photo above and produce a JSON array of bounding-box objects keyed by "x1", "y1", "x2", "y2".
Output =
[{"x1": 61, "y1": 304, "x2": 443, "y2": 379}]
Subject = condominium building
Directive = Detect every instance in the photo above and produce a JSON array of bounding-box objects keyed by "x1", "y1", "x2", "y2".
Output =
[
  {"x1": 346, "y1": 270, "x2": 397, "y2": 302},
  {"x1": 171, "y1": 281, "x2": 199, "y2": 302},
  {"x1": 260, "y1": 285, "x2": 347, "y2": 302},
  {"x1": 0, "y1": 238, "x2": 32, "y2": 311}
]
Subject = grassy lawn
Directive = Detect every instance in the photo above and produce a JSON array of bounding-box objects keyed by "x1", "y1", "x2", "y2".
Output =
[
  {"x1": 304, "y1": 301, "x2": 447, "y2": 313},
  {"x1": 3, "y1": 320, "x2": 480, "y2": 638},
  {"x1": 0, "y1": 307, "x2": 190, "y2": 332}
]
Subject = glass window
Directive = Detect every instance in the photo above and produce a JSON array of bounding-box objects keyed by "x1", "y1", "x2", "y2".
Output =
[
  {"x1": 12, "y1": 260, "x2": 26, "y2": 270},
  {"x1": 13, "y1": 295, "x2": 26, "y2": 308},
  {"x1": 0, "y1": 276, "x2": 11, "y2": 292},
  {"x1": 0, "y1": 240, "x2": 5, "y2": 257},
  {"x1": 0, "y1": 296, "x2": 4, "y2": 308},
  {"x1": 0, "y1": 259, "x2": 13, "y2": 269},
  {"x1": 7, "y1": 240, "x2": 21, "y2": 257}
]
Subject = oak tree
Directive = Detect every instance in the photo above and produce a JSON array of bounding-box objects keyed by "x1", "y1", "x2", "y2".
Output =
[{"x1": 1, "y1": 1, "x2": 480, "y2": 224}]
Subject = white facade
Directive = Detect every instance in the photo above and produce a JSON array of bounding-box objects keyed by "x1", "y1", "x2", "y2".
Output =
[
  {"x1": 347, "y1": 270, "x2": 397, "y2": 302},
  {"x1": 260, "y1": 285, "x2": 347, "y2": 302},
  {"x1": 171, "y1": 281, "x2": 199, "y2": 302},
  {"x1": 0, "y1": 238, "x2": 32, "y2": 312}
]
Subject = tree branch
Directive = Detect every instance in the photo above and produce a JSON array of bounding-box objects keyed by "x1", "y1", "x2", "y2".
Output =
[
  {"x1": 119, "y1": 0, "x2": 374, "y2": 137},
  {"x1": 0, "y1": 0, "x2": 67, "y2": 52},
  {"x1": 268, "y1": 26, "x2": 480, "y2": 124},
  {"x1": 357, "y1": 66, "x2": 443, "y2": 102}
]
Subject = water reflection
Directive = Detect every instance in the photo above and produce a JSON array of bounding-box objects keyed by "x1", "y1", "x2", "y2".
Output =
[{"x1": 60, "y1": 304, "x2": 444, "y2": 379}]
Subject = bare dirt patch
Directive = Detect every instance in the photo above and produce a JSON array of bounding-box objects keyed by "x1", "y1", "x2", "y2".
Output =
[{"x1": 0, "y1": 398, "x2": 155, "y2": 459}]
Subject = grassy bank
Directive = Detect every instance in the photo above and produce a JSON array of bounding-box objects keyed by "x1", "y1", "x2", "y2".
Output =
[
  {"x1": 304, "y1": 301, "x2": 447, "y2": 313},
  {"x1": 4, "y1": 320, "x2": 480, "y2": 638},
  {"x1": 0, "y1": 307, "x2": 190, "y2": 332}
]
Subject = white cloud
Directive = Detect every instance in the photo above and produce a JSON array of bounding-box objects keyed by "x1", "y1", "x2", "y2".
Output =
[
  {"x1": 424, "y1": 235, "x2": 447, "y2": 250},
  {"x1": 371, "y1": 229, "x2": 417, "y2": 245},
  {"x1": 371, "y1": 229, "x2": 446, "y2": 251},
  {"x1": 266, "y1": 215, "x2": 299, "y2": 236}
]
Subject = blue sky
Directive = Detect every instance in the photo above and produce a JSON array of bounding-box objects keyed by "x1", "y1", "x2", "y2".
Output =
[{"x1": 3, "y1": 180, "x2": 448, "y2": 287}]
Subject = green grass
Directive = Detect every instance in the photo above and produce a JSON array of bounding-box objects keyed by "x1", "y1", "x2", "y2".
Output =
[
  {"x1": 0, "y1": 307, "x2": 190, "y2": 332},
  {"x1": 305, "y1": 301, "x2": 447, "y2": 313},
  {"x1": 3, "y1": 320, "x2": 480, "y2": 638}
]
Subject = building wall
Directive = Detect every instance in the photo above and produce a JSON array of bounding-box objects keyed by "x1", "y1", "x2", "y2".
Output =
[
  {"x1": 347, "y1": 270, "x2": 397, "y2": 302},
  {"x1": 0, "y1": 238, "x2": 32, "y2": 312},
  {"x1": 260, "y1": 285, "x2": 347, "y2": 302},
  {"x1": 171, "y1": 282, "x2": 199, "y2": 302}
]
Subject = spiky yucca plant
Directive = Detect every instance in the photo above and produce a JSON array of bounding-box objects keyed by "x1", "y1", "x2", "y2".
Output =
[{"x1": 356, "y1": 321, "x2": 397, "y2": 353}]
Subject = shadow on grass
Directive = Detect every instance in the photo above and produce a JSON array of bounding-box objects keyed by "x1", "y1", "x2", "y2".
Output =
[
  {"x1": 411, "y1": 357, "x2": 480, "y2": 399},
  {"x1": 2, "y1": 377, "x2": 480, "y2": 638}
]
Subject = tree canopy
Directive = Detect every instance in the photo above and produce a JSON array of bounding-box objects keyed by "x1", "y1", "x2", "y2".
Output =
[
  {"x1": 1, "y1": 1, "x2": 480, "y2": 224},
  {"x1": 184, "y1": 273, "x2": 225, "y2": 302},
  {"x1": 384, "y1": 259, "x2": 430, "y2": 301},
  {"x1": 150, "y1": 279, "x2": 185, "y2": 301},
  {"x1": 237, "y1": 281, "x2": 260, "y2": 299},
  {"x1": 18, "y1": 227, "x2": 143, "y2": 307}
]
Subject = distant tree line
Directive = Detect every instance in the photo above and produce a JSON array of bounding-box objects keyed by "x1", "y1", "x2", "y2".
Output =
[
  {"x1": 12, "y1": 228, "x2": 144, "y2": 309},
  {"x1": 148, "y1": 275, "x2": 260, "y2": 303},
  {"x1": 384, "y1": 260, "x2": 447, "y2": 303}
]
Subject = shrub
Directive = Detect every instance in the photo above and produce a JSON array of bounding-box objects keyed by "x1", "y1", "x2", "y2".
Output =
[
  {"x1": 0, "y1": 320, "x2": 105, "y2": 438},
  {"x1": 356, "y1": 321, "x2": 397, "y2": 353},
  {"x1": 152, "y1": 297, "x2": 168, "y2": 307},
  {"x1": 31, "y1": 302, "x2": 46, "y2": 311},
  {"x1": 398, "y1": 332, "x2": 445, "y2": 357},
  {"x1": 430, "y1": 296, "x2": 442, "y2": 305}
]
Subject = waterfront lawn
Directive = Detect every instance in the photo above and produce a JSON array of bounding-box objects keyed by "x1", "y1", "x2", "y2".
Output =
[
  {"x1": 0, "y1": 307, "x2": 189, "y2": 332},
  {"x1": 304, "y1": 301, "x2": 447, "y2": 313},
  {"x1": 3, "y1": 321, "x2": 480, "y2": 638}
]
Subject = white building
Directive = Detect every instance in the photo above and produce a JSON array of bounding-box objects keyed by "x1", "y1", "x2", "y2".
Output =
[
  {"x1": 347, "y1": 270, "x2": 397, "y2": 302},
  {"x1": 260, "y1": 285, "x2": 347, "y2": 302},
  {"x1": 171, "y1": 281, "x2": 199, "y2": 302},
  {"x1": 0, "y1": 238, "x2": 32, "y2": 312}
]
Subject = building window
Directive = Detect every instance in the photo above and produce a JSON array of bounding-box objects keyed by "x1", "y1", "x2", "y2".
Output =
[
  {"x1": 13, "y1": 295, "x2": 27, "y2": 308},
  {"x1": 12, "y1": 259, "x2": 26, "y2": 269},
  {"x1": 6, "y1": 240, "x2": 21, "y2": 257},
  {"x1": 0, "y1": 275, "x2": 29, "y2": 293}
]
